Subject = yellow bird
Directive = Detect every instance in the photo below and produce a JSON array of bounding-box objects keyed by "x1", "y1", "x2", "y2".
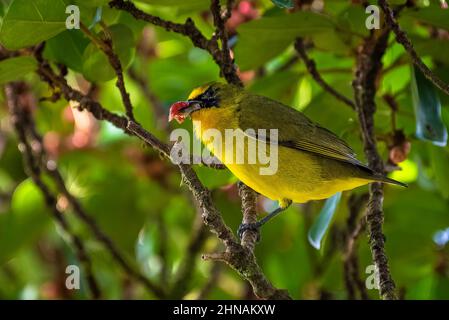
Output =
[{"x1": 169, "y1": 82, "x2": 406, "y2": 237}]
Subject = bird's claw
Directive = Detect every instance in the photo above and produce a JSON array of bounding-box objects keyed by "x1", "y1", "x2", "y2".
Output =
[{"x1": 237, "y1": 222, "x2": 261, "y2": 242}]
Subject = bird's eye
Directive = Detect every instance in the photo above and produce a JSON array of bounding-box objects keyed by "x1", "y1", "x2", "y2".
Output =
[
  {"x1": 194, "y1": 86, "x2": 218, "y2": 108},
  {"x1": 202, "y1": 87, "x2": 214, "y2": 99}
]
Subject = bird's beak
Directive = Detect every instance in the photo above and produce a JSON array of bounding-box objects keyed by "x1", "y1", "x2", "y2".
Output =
[{"x1": 168, "y1": 100, "x2": 202, "y2": 123}]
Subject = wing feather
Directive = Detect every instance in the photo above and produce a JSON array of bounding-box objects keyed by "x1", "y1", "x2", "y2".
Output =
[{"x1": 237, "y1": 94, "x2": 367, "y2": 168}]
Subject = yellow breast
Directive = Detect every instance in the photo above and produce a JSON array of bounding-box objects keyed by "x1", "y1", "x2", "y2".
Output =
[{"x1": 191, "y1": 108, "x2": 369, "y2": 204}]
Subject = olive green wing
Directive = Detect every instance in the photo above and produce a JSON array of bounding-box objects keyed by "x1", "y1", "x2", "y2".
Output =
[{"x1": 237, "y1": 94, "x2": 366, "y2": 168}]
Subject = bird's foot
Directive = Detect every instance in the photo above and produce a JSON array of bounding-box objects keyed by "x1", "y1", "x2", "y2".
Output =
[{"x1": 237, "y1": 222, "x2": 261, "y2": 242}]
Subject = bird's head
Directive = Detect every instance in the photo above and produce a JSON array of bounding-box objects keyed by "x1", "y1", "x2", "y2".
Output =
[{"x1": 169, "y1": 82, "x2": 240, "y2": 123}]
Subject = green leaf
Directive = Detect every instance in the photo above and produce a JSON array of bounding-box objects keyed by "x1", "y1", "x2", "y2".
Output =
[
  {"x1": 0, "y1": 0, "x2": 67, "y2": 50},
  {"x1": 308, "y1": 192, "x2": 342, "y2": 250},
  {"x1": 430, "y1": 145, "x2": 449, "y2": 199},
  {"x1": 135, "y1": 222, "x2": 164, "y2": 280},
  {"x1": 135, "y1": 0, "x2": 217, "y2": 15},
  {"x1": 135, "y1": 0, "x2": 208, "y2": 6},
  {"x1": 82, "y1": 166, "x2": 149, "y2": 254},
  {"x1": 194, "y1": 166, "x2": 235, "y2": 189},
  {"x1": 235, "y1": 11, "x2": 336, "y2": 70},
  {"x1": 0, "y1": 56, "x2": 37, "y2": 84},
  {"x1": 44, "y1": 30, "x2": 89, "y2": 73},
  {"x1": 411, "y1": 66, "x2": 448, "y2": 146},
  {"x1": 0, "y1": 179, "x2": 51, "y2": 265},
  {"x1": 249, "y1": 70, "x2": 301, "y2": 105},
  {"x1": 271, "y1": 0, "x2": 294, "y2": 9},
  {"x1": 404, "y1": 6, "x2": 449, "y2": 31},
  {"x1": 411, "y1": 36, "x2": 449, "y2": 64},
  {"x1": 82, "y1": 24, "x2": 135, "y2": 82},
  {"x1": 74, "y1": 0, "x2": 109, "y2": 6},
  {"x1": 337, "y1": 4, "x2": 370, "y2": 38}
]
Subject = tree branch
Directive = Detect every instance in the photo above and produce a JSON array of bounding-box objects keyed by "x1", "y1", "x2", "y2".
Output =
[
  {"x1": 210, "y1": 0, "x2": 241, "y2": 86},
  {"x1": 352, "y1": 29, "x2": 397, "y2": 300},
  {"x1": 379, "y1": 0, "x2": 449, "y2": 96}
]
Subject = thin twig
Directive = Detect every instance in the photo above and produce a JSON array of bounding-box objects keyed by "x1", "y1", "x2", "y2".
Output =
[
  {"x1": 109, "y1": 0, "x2": 241, "y2": 85},
  {"x1": 378, "y1": 0, "x2": 449, "y2": 96},
  {"x1": 294, "y1": 38, "x2": 356, "y2": 109},
  {"x1": 80, "y1": 23, "x2": 136, "y2": 121},
  {"x1": 223, "y1": 0, "x2": 235, "y2": 21},
  {"x1": 210, "y1": 0, "x2": 241, "y2": 86},
  {"x1": 108, "y1": 0, "x2": 221, "y2": 66}
]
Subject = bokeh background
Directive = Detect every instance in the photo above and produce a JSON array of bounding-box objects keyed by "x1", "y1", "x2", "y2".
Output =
[{"x1": 0, "y1": 0, "x2": 449, "y2": 299}]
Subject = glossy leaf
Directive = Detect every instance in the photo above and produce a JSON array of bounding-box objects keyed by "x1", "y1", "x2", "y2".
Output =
[
  {"x1": 135, "y1": 222, "x2": 165, "y2": 280},
  {"x1": 135, "y1": 0, "x2": 208, "y2": 6},
  {"x1": 411, "y1": 66, "x2": 448, "y2": 146},
  {"x1": 44, "y1": 30, "x2": 89, "y2": 73},
  {"x1": 0, "y1": 0, "x2": 67, "y2": 50},
  {"x1": 134, "y1": 0, "x2": 212, "y2": 14},
  {"x1": 194, "y1": 166, "x2": 235, "y2": 189},
  {"x1": 430, "y1": 146, "x2": 449, "y2": 199},
  {"x1": 412, "y1": 36, "x2": 449, "y2": 64},
  {"x1": 235, "y1": 11, "x2": 336, "y2": 70},
  {"x1": 0, "y1": 179, "x2": 51, "y2": 265},
  {"x1": 249, "y1": 71, "x2": 301, "y2": 105},
  {"x1": 0, "y1": 56, "x2": 37, "y2": 84},
  {"x1": 308, "y1": 192, "x2": 342, "y2": 250},
  {"x1": 405, "y1": 5, "x2": 449, "y2": 31},
  {"x1": 271, "y1": 0, "x2": 294, "y2": 9},
  {"x1": 75, "y1": 0, "x2": 109, "y2": 6},
  {"x1": 64, "y1": 0, "x2": 98, "y2": 24}
]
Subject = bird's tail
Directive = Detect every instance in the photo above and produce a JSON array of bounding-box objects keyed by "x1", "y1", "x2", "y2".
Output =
[{"x1": 371, "y1": 175, "x2": 408, "y2": 188}]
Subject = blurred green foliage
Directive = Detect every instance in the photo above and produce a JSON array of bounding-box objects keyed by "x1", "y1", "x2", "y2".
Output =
[{"x1": 0, "y1": 0, "x2": 448, "y2": 300}]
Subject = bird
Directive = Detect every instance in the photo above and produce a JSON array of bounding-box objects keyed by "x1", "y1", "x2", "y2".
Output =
[{"x1": 169, "y1": 82, "x2": 406, "y2": 238}]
